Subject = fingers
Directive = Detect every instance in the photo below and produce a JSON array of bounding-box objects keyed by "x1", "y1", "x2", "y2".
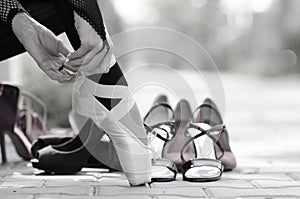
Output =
[
  {"x1": 57, "y1": 40, "x2": 71, "y2": 57},
  {"x1": 67, "y1": 45, "x2": 93, "y2": 60},
  {"x1": 63, "y1": 64, "x2": 80, "y2": 72},
  {"x1": 40, "y1": 57, "x2": 76, "y2": 83},
  {"x1": 79, "y1": 45, "x2": 111, "y2": 73},
  {"x1": 66, "y1": 42, "x2": 105, "y2": 67},
  {"x1": 46, "y1": 70, "x2": 71, "y2": 83}
]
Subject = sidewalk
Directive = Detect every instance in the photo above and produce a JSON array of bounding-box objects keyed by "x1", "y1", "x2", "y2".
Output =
[{"x1": 1, "y1": 72, "x2": 300, "y2": 198}]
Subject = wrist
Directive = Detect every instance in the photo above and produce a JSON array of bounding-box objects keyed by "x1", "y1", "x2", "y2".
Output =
[{"x1": 12, "y1": 13, "x2": 38, "y2": 42}]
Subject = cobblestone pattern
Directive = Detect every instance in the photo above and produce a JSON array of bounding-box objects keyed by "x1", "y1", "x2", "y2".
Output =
[{"x1": 0, "y1": 158, "x2": 300, "y2": 198}]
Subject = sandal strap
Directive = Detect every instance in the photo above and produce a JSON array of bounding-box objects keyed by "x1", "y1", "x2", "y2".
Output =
[
  {"x1": 143, "y1": 102, "x2": 174, "y2": 122},
  {"x1": 180, "y1": 123, "x2": 226, "y2": 162},
  {"x1": 144, "y1": 121, "x2": 175, "y2": 142},
  {"x1": 181, "y1": 158, "x2": 223, "y2": 180},
  {"x1": 143, "y1": 102, "x2": 175, "y2": 142},
  {"x1": 152, "y1": 159, "x2": 178, "y2": 175}
]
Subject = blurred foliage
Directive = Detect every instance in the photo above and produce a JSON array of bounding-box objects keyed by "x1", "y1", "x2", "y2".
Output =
[{"x1": 116, "y1": 0, "x2": 300, "y2": 75}]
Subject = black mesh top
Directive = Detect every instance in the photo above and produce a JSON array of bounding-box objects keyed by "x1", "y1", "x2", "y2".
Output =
[{"x1": 0, "y1": 0, "x2": 107, "y2": 40}]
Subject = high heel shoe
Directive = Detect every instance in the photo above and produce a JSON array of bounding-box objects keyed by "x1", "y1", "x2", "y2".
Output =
[
  {"x1": 0, "y1": 83, "x2": 32, "y2": 163},
  {"x1": 196, "y1": 98, "x2": 237, "y2": 170},
  {"x1": 162, "y1": 99, "x2": 194, "y2": 169},
  {"x1": 162, "y1": 99, "x2": 224, "y2": 181},
  {"x1": 180, "y1": 122, "x2": 224, "y2": 182},
  {"x1": 144, "y1": 95, "x2": 177, "y2": 182}
]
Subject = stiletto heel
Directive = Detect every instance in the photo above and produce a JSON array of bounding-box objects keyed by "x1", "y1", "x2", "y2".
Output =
[{"x1": 0, "y1": 132, "x2": 7, "y2": 164}]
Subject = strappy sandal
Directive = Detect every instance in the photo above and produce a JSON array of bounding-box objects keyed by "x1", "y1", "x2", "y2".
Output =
[
  {"x1": 195, "y1": 98, "x2": 237, "y2": 171},
  {"x1": 162, "y1": 99, "x2": 195, "y2": 170},
  {"x1": 144, "y1": 95, "x2": 178, "y2": 182},
  {"x1": 180, "y1": 123, "x2": 225, "y2": 182}
]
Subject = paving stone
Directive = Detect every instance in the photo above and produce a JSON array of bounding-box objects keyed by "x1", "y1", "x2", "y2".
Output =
[
  {"x1": 158, "y1": 197, "x2": 201, "y2": 199},
  {"x1": 208, "y1": 187, "x2": 300, "y2": 198},
  {"x1": 0, "y1": 195, "x2": 35, "y2": 199},
  {"x1": 222, "y1": 173, "x2": 293, "y2": 181},
  {"x1": 152, "y1": 179, "x2": 254, "y2": 188},
  {"x1": 290, "y1": 173, "x2": 300, "y2": 180},
  {"x1": 0, "y1": 180, "x2": 44, "y2": 188},
  {"x1": 3, "y1": 174, "x2": 97, "y2": 181},
  {"x1": 252, "y1": 180, "x2": 300, "y2": 188},
  {"x1": 37, "y1": 195, "x2": 152, "y2": 199},
  {"x1": 0, "y1": 186, "x2": 92, "y2": 196},
  {"x1": 98, "y1": 186, "x2": 206, "y2": 197}
]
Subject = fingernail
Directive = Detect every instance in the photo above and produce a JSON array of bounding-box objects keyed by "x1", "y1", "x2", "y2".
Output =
[{"x1": 67, "y1": 53, "x2": 72, "y2": 59}]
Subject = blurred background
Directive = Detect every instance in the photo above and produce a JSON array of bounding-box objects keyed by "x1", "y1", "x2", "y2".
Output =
[{"x1": 1, "y1": 0, "x2": 300, "y2": 160}]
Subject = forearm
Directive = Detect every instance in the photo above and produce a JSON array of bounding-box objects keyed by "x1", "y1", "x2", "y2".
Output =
[{"x1": 66, "y1": 0, "x2": 106, "y2": 40}]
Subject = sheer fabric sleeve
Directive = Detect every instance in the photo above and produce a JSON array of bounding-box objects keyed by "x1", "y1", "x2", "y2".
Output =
[
  {"x1": 0, "y1": 0, "x2": 26, "y2": 26},
  {"x1": 67, "y1": 0, "x2": 107, "y2": 41}
]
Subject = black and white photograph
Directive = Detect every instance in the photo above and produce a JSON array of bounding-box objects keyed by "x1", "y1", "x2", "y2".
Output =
[{"x1": 0, "y1": 0, "x2": 300, "y2": 198}]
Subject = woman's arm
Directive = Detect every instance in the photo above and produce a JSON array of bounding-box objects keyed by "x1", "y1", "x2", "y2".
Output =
[{"x1": 0, "y1": 0, "x2": 74, "y2": 83}]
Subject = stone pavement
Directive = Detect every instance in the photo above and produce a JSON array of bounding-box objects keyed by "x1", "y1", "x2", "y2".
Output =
[{"x1": 1, "y1": 72, "x2": 300, "y2": 198}]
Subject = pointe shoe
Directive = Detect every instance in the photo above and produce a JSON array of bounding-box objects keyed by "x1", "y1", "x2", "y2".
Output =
[
  {"x1": 70, "y1": 61, "x2": 151, "y2": 185},
  {"x1": 196, "y1": 98, "x2": 237, "y2": 171}
]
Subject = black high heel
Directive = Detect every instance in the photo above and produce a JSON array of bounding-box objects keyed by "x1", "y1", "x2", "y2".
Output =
[
  {"x1": 0, "y1": 83, "x2": 32, "y2": 163},
  {"x1": 180, "y1": 124, "x2": 225, "y2": 182},
  {"x1": 144, "y1": 95, "x2": 178, "y2": 182}
]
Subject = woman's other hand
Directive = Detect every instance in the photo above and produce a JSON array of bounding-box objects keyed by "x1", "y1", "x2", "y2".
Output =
[
  {"x1": 65, "y1": 12, "x2": 115, "y2": 75},
  {"x1": 12, "y1": 13, "x2": 75, "y2": 83}
]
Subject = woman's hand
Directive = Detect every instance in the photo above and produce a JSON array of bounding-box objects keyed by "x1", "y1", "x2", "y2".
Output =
[
  {"x1": 65, "y1": 12, "x2": 115, "y2": 75},
  {"x1": 12, "y1": 13, "x2": 75, "y2": 83}
]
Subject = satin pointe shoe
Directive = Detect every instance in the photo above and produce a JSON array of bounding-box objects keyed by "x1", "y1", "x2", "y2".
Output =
[
  {"x1": 144, "y1": 95, "x2": 177, "y2": 182},
  {"x1": 0, "y1": 83, "x2": 32, "y2": 163},
  {"x1": 196, "y1": 98, "x2": 237, "y2": 171},
  {"x1": 72, "y1": 70, "x2": 151, "y2": 185}
]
